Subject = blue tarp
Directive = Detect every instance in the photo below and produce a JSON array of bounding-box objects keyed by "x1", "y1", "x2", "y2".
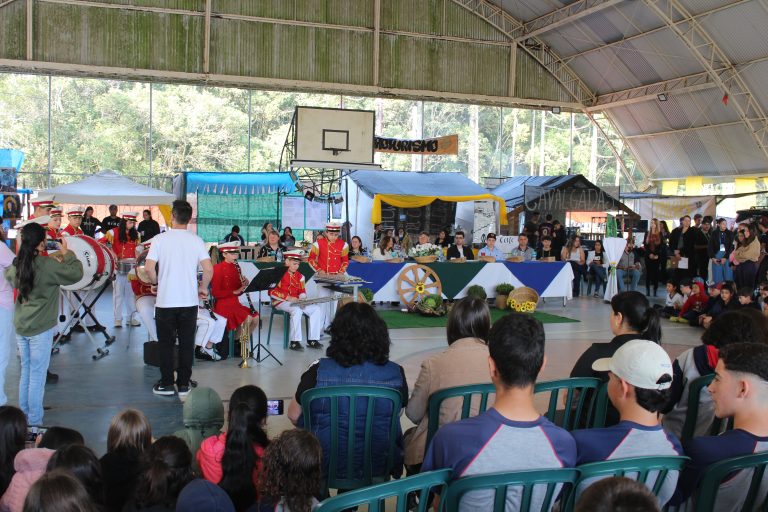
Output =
[
  {"x1": 0, "y1": 149, "x2": 24, "y2": 172},
  {"x1": 347, "y1": 170, "x2": 491, "y2": 197},
  {"x1": 183, "y1": 172, "x2": 296, "y2": 195}
]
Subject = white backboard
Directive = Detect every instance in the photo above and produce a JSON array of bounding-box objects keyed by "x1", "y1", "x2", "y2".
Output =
[{"x1": 295, "y1": 107, "x2": 375, "y2": 165}]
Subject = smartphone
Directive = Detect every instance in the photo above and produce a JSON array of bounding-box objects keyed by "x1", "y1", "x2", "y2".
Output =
[{"x1": 267, "y1": 399, "x2": 284, "y2": 416}]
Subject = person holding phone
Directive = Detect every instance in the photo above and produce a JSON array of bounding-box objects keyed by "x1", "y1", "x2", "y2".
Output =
[{"x1": 4, "y1": 222, "x2": 83, "y2": 430}]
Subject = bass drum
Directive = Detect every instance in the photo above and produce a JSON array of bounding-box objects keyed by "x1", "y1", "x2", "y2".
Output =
[
  {"x1": 136, "y1": 251, "x2": 153, "y2": 285},
  {"x1": 61, "y1": 235, "x2": 117, "y2": 291}
]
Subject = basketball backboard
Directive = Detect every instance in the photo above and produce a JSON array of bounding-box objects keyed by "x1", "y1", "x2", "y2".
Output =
[{"x1": 294, "y1": 107, "x2": 375, "y2": 165}]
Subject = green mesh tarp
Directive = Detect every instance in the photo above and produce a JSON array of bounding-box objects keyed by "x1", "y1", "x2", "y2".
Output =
[{"x1": 196, "y1": 193, "x2": 279, "y2": 243}]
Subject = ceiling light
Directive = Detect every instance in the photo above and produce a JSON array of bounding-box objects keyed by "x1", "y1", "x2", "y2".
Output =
[
  {"x1": 657, "y1": 93, "x2": 668, "y2": 102},
  {"x1": 552, "y1": 107, "x2": 561, "y2": 114}
]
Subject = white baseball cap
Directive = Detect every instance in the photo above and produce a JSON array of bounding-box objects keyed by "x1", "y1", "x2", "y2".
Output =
[{"x1": 592, "y1": 339, "x2": 673, "y2": 390}]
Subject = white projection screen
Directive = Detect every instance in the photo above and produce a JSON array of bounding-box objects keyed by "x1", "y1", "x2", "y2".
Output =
[{"x1": 294, "y1": 107, "x2": 375, "y2": 165}]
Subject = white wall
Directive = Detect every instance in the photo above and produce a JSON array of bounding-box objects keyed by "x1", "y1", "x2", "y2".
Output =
[{"x1": 342, "y1": 176, "x2": 375, "y2": 252}]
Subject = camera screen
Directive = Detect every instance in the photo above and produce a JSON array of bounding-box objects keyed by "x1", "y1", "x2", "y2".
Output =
[{"x1": 267, "y1": 399, "x2": 284, "y2": 416}]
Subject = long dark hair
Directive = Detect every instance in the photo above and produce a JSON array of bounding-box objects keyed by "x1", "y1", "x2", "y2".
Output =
[
  {"x1": 14, "y1": 223, "x2": 46, "y2": 303},
  {"x1": 117, "y1": 218, "x2": 139, "y2": 244},
  {"x1": 0, "y1": 406, "x2": 26, "y2": 496},
  {"x1": 46, "y1": 445, "x2": 104, "y2": 506},
  {"x1": 133, "y1": 436, "x2": 193, "y2": 509},
  {"x1": 610, "y1": 291, "x2": 661, "y2": 343},
  {"x1": 220, "y1": 386, "x2": 269, "y2": 511},
  {"x1": 447, "y1": 297, "x2": 491, "y2": 345},
  {"x1": 258, "y1": 430, "x2": 322, "y2": 512}
]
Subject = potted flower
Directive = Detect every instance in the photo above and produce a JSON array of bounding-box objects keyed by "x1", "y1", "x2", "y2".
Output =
[
  {"x1": 408, "y1": 243, "x2": 441, "y2": 263},
  {"x1": 494, "y1": 283, "x2": 514, "y2": 310}
]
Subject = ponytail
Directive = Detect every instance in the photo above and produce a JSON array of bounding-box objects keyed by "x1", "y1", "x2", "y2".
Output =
[
  {"x1": 611, "y1": 291, "x2": 662, "y2": 343},
  {"x1": 15, "y1": 223, "x2": 45, "y2": 303},
  {"x1": 641, "y1": 307, "x2": 661, "y2": 344}
]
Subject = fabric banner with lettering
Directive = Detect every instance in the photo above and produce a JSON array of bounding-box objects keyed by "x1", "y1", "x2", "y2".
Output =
[
  {"x1": 631, "y1": 195, "x2": 716, "y2": 221},
  {"x1": 374, "y1": 134, "x2": 458, "y2": 155}
]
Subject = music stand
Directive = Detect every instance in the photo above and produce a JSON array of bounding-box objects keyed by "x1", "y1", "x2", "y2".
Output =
[{"x1": 243, "y1": 266, "x2": 288, "y2": 366}]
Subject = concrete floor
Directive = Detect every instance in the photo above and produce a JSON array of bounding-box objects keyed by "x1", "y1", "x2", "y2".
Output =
[{"x1": 0, "y1": 285, "x2": 701, "y2": 455}]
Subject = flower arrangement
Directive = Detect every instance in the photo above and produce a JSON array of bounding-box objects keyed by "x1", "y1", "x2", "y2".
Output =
[{"x1": 408, "y1": 243, "x2": 441, "y2": 258}]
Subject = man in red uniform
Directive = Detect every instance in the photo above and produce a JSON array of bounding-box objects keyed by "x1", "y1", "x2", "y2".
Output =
[
  {"x1": 307, "y1": 222, "x2": 349, "y2": 331},
  {"x1": 45, "y1": 207, "x2": 63, "y2": 250},
  {"x1": 211, "y1": 241, "x2": 259, "y2": 347},
  {"x1": 60, "y1": 206, "x2": 84, "y2": 237},
  {"x1": 99, "y1": 211, "x2": 141, "y2": 327},
  {"x1": 29, "y1": 193, "x2": 54, "y2": 220},
  {"x1": 269, "y1": 249, "x2": 323, "y2": 351}
]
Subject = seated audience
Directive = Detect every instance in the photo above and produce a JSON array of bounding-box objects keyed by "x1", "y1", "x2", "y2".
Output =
[
  {"x1": 670, "y1": 343, "x2": 768, "y2": 508},
  {"x1": 658, "y1": 280, "x2": 684, "y2": 318},
  {"x1": 662, "y1": 310, "x2": 768, "y2": 439},
  {"x1": 287, "y1": 302, "x2": 408, "y2": 481},
  {"x1": 737, "y1": 286, "x2": 762, "y2": 311},
  {"x1": 617, "y1": 240, "x2": 642, "y2": 292},
  {"x1": 2, "y1": 427, "x2": 84, "y2": 512},
  {"x1": 100, "y1": 409, "x2": 152, "y2": 512},
  {"x1": 371, "y1": 236, "x2": 397, "y2": 261},
  {"x1": 446, "y1": 231, "x2": 474, "y2": 260},
  {"x1": 46, "y1": 445, "x2": 104, "y2": 508},
  {"x1": 223, "y1": 226, "x2": 245, "y2": 245},
  {"x1": 509, "y1": 233, "x2": 534, "y2": 261},
  {"x1": 477, "y1": 233, "x2": 504, "y2": 261},
  {"x1": 698, "y1": 281, "x2": 737, "y2": 328},
  {"x1": 173, "y1": 387, "x2": 225, "y2": 470},
  {"x1": 279, "y1": 227, "x2": 296, "y2": 247},
  {"x1": 257, "y1": 429, "x2": 323, "y2": 512},
  {"x1": 22, "y1": 469, "x2": 97, "y2": 512},
  {"x1": 572, "y1": 340, "x2": 682, "y2": 507},
  {"x1": 198, "y1": 386, "x2": 269, "y2": 511},
  {"x1": 422, "y1": 312, "x2": 576, "y2": 511},
  {"x1": 176, "y1": 479, "x2": 235, "y2": 512},
  {"x1": 574, "y1": 477, "x2": 660, "y2": 512},
  {"x1": 256, "y1": 230, "x2": 285, "y2": 260},
  {"x1": 673, "y1": 279, "x2": 708, "y2": 325},
  {"x1": 0, "y1": 407, "x2": 26, "y2": 497},
  {"x1": 588, "y1": 239, "x2": 607, "y2": 296},
  {"x1": 759, "y1": 282, "x2": 768, "y2": 313},
  {"x1": 124, "y1": 436, "x2": 194, "y2": 512},
  {"x1": 435, "y1": 229, "x2": 451, "y2": 248},
  {"x1": 562, "y1": 235, "x2": 587, "y2": 297},
  {"x1": 536, "y1": 236, "x2": 559, "y2": 261},
  {"x1": 570, "y1": 291, "x2": 661, "y2": 426},
  {"x1": 404, "y1": 297, "x2": 491, "y2": 473},
  {"x1": 348, "y1": 236, "x2": 368, "y2": 258}
]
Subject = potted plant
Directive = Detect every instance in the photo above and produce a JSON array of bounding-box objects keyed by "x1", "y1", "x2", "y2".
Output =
[
  {"x1": 360, "y1": 288, "x2": 374, "y2": 304},
  {"x1": 494, "y1": 283, "x2": 514, "y2": 310},
  {"x1": 408, "y1": 243, "x2": 442, "y2": 263},
  {"x1": 466, "y1": 285, "x2": 487, "y2": 301},
  {"x1": 415, "y1": 294, "x2": 447, "y2": 316}
]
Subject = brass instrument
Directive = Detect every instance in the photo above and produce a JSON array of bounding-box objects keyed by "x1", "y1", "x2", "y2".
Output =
[
  {"x1": 234, "y1": 260, "x2": 256, "y2": 314},
  {"x1": 292, "y1": 295, "x2": 344, "y2": 306},
  {"x1": 239, "y1": 323, "x2": 250, "y2": 369}
]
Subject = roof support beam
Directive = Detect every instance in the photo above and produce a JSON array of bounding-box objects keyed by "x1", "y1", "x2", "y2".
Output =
[
  {"x1": 512, "y1": 0, "x2": 623, "y2": 43},
  {"x1": 587, "y1": 70, "x2": 718, "y2": 111},
  {"x1": 586, "y1": 112, "x2": 641, "y2": 189},
  {"x1": 624, "y1": 121, "x2": 746, "y2": 140},
  {"x1": 644, "y1": 0, "x2": 768, "y2": 166}
]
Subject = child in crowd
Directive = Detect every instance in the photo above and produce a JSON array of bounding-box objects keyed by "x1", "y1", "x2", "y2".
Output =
[
  {"x1": 422, "y1": 313, "x2": 576, "y2": 511},
  {"x1": 670, "y1": 343, "x2": 768, "y2": 509},
  {"x1": 575, "y1": 477, "x2": 660, "y2": 512},
  {"x1": 100, "y1": 409, "x2": 152, "y2": 512},
  {"x1": 0, "y1": 407, "x2": 25, "y2": 497},
  {"x1": 257, "y1": 429, "x2": 323, "y2": 512},
  {"x1": 672, "y1": 280, "x2": 708, "y2": 326},
  {"x1": 658, "y1": 280, "x2": 684, "y2": 318},
  {"x1": 211, "y1": 242, "x2": 259, "y2": 347},
  {"x1": 698, "y1": 281, "x2": 738, "y2": 329},
  {"x1": 572, "y1": 339, "x2": 682, "y2": 507},
  {"x1": 124, "y1": 436, "x2": 194, "y2": 512},
  {"x1": 758, "y1": 282, "x2": 768, "y2": 313},
  {"x1": 46, "y1": 444, "x2": 104, "y2": 508},
  {"x1": 173, "y1": 387, "x2": 225, "y2": 471},
  {"x1": 737, "y1": 286, "x2": 762, "y2": 311},
  {"x1": 662, "y1": 310, "x2": 768, "y2": 439},
  {"x1": 23, "y1": 470, "x2": 98, "y2": 512}
]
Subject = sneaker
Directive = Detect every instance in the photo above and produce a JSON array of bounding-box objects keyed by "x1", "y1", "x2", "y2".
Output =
[
  {"x1": 130, "y1": 317, "x2": 141, "y2": 326},
  {"x1": 177, "y1": 385, "x2": 190, "y2": 398},
  {"x1": 46, "y1": 371, "x2": 59, "y2": 384},
  {"x1": 114, "y1": 320, "x2": 122, "y2": 328},
  {"x1": 203, "y1": 346, "x2": 221, "y2": 361},
  {"x1": 289, "y1": 341, "x2": 304, "y2": 351},
  {"x1": 307, "y1": 340, "x2": 323, "y2": 349},
  {"x1": 593, "y1": 292, "x2": 599, "y2": 298},
  {"x1": 152, "y1": 382, "x2": 175, "y2": 396}
]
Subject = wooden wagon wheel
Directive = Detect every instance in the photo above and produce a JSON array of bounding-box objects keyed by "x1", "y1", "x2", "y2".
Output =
[{"x1": 396, "y1": 264, "x2": 442, "y2": 307}]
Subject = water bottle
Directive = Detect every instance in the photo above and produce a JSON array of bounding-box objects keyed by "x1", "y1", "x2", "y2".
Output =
[{"x1": 532, "y1": 250, "x2": 537, "y2": 261}]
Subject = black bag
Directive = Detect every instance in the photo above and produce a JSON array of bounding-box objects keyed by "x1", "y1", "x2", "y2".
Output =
[{"x1": 143, "y1": 341, "x2": 179, "y2": 368}]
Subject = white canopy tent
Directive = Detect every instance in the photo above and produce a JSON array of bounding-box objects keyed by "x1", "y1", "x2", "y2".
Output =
[{"x1": 40, "y1": 170, "x2": 174, "y2": 205}]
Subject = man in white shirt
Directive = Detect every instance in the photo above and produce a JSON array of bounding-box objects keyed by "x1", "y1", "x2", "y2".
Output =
[{"x1": 145, "y1": 200, "x2": 213, "y2": 397}]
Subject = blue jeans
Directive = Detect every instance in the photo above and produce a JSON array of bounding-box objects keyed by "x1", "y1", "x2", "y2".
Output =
[
  {"x1": 0, "y1": 307, "x2": 12, "y2": 406},
  {"x1": 17, "y1": 327, "x2": 55, "y2": 426},
  {"x1": 711, "y1": 252, "x2": 733, "y2": 284},
  {"x1": 617, "y1": 268, "x2": 641, "y2": 292},
  {"x1": 590, "y1": 265, "x2": 607, "y2": 294}
]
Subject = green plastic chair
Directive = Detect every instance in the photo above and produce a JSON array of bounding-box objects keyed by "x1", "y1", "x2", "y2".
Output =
[
  {"x1": 689, "y1": 451, "x2": 768, "y2": 512},
  {"x1": 591, "y1": 381, "x2": 609, "y2": 428},
  {"x1": 680, "y1": 373, "x2": 730, "y2": 444},
  {"x1": 424, "y1": 383, "x2": 496, "y2": 458},
  {"x1": 314, "y1": 469, "x2": 451, "y2": 512},
  {"x1": 534, "y1": 377, "x2": 603, "y2": 431},
  {"x1": 301, "y1": 385, "x2": 403, "y2": 493},
  {"x1": 267, "y1": 308, "x2": 308, "y2": 349},
  {"x1": 563, "y1": 455, "x2": 689, "y2": 512},
  {"x1": 443, "y1": 468, "x2": 580, "y2": 512}
]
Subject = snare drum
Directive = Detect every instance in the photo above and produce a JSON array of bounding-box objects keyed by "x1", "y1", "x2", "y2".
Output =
[{"x1": 117, "y1": 258, "x2": 137, "y2": 275}]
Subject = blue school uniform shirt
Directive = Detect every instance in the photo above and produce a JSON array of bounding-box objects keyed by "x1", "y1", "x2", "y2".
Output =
[
  {"x1": 671, "y1": 429, "x2": 768, "y2": 510},
  {"x1": 572, "y1": 421, "x2": 683, "y2": 506},
  {"x1": 422, "y1": 408, "x2": 576, "y2": 512}
]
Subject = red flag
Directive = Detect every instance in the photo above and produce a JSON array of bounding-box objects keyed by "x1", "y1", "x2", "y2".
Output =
[{"x1": 722, "y1": 93, "x2": 729, "y2": 106}]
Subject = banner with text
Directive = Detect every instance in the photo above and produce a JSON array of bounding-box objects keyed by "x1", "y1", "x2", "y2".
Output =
[{"x1": 374, "y1": 134, "x2": 459, "y2": 155}]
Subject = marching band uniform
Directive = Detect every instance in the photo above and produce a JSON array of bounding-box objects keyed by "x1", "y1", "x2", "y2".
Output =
[
  {"x1": 61, "y1": 206, "x2": 85, "y2": 237},
  {"x1": 268, "y1": 250, "x2": 323, "y2": 351},
  {"x1": 211, "y1": 242, "x2": 258, "y2": 331},
  {"x1": 131, "y1": 269, "x2": 158, "y2": 342},
  {"x1": 307, "y1": 222, "x2": 349, "y2": 330},
  {"x1": 45, "y1": 207, "x2": 63, "y2": 252},
  {"x1": 99, "y1": 212, "x2": 141, "y2": 327}
]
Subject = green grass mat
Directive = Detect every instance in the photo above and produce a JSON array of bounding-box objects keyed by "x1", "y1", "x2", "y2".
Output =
[{"x1": 377, "y1": 308, "x2": 579, "y2": 329}]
